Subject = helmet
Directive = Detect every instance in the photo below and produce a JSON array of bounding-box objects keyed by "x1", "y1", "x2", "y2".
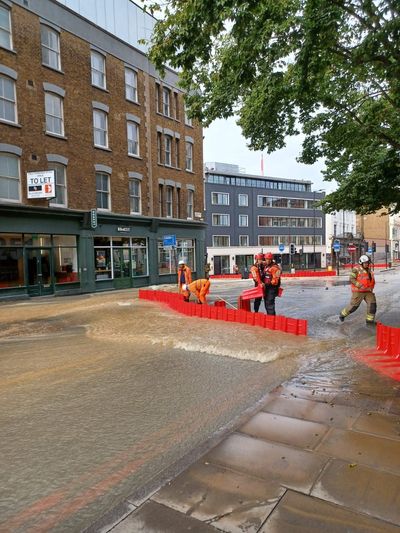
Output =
[
  {"x1": 178, "y1": 260, "x2": 185, "y2": 265},
  {"x1": 182, "y1": 283, "x2": 187, "y2": 291},
  {"x1": 359, "y1": 255, "x2": 370, "y2": 264},
  {"x1": 264, "y1": 253, "x2": 274, "y2": 260},
  {"x1": 255, "y1": 253, "x2": 264, "y2": 260}
]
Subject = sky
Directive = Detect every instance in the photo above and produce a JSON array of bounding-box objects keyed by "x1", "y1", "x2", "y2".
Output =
[{"x1": 203, "y1": 116, "x2": 335, "y2": 193}]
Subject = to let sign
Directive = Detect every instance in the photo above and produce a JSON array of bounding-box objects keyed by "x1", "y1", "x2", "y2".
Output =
[{"x1": 27, "y1": 170, "x2": 55, "y2": 199}]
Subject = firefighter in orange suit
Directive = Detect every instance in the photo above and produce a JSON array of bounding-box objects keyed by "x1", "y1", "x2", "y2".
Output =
[
  {"x1": 263, "y1": 253, "x2": 282, "y2": 315},
  {"x1": 250, "y1": 253, "x2": 265, "y2": 313},
  {"x1": 186, "y1": 279, "x2": 211, "y2": 304},
  {"x1": 339, "y1": 255, "x2": 376, "y2": 325},
  {"x1": 178, "y1": 260, "x2": 192, "y2": 301}
]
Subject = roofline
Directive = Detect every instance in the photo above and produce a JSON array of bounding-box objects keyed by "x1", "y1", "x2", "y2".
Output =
[{"x1": 204, "y1": 168, "x2": 312, "y2": 186}]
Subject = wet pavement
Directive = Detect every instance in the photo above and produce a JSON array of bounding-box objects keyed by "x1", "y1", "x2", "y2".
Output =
[{"x1": 1, "y1": 268, "x2": 400, "y2": 532}]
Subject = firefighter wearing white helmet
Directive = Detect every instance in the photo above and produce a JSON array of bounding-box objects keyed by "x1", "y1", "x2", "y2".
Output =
[
  {"x1": 177, "y1": 259, "x2": 192, "y2": 301},
  {"x1": 339, "y1": 254, "x2": 376, "y2": 325}
]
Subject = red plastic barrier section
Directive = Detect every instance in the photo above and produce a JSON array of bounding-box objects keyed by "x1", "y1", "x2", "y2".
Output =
[
  {"x1": 209, "y1": 274, "x2": 242, "y2": 279},
  {"x1": 352, "y1": 322, "x2": 400, "y2": 382},
  {"x1": 281, "y1": 270, "x2": 336, "y2": 278},
  {"x1": 240, "y1": 285, "x2": 264, "y2": 301},
  {"x1": 138, "y1": 289, "x2": 308, "y2": 336}
]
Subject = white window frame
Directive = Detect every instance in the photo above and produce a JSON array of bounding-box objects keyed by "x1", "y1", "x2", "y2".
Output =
[
  {"x1": 238, "y1": 193, "x2": 248, "y2": 206},
  {"x1": 211, "y1": 192, "x2": 229, "y2": 205},
  {"x1": 45, "y1": 92, "x2": 64, "y2": 136},
  {"x1": 212, "y1": 213, "x2": 230, "y2": 226},
  {"x1": 96, "y1": 172, "x2": 110, "y2": 211},
  {"x1": 41, "y1": 25, "x2": 61, "y2": 71},
  {"x1": 185, "y1": 141, "x2": 193, "y2": 171},
  {"x1": 166, "y1": 185, "x2": 173, "y2": 217},
  {"x1": 186, "y1": 189, "x2": 193, "y2": 219},
  {"x1": 162, "y1": 87, "x2": 170, "y2": 116},
  {"x1": 0, "y1": 74, "x2": 17, "y2": 124},
  {"x1": 91, "y1": 51, "x2": 106, "y2": 89},
  {"x1": 239, "y1": 235, "x2": 249, "y2": 246},
  {"x1": 127, "y1": 121, "x2": 139, "y2": 156},
  {"x1": 0, "y1": 4, "x2": 12, "y2": 50},
  {"x1": 129, "y1": 178, "x2": 141, "y2": 214},
  {"x1": 212, "y1": 235, "x2": 230, "y2": 247},
  {"x1": 0, "y1": 152, "x2": 20, "y2": 202},
  {"x1": 48, "y1": 163, "x2": 67, "y2": 207},
  {"x1": 239, "y1": 214, "x2": 248, "y2": 227},
  {"x1": 164, "y1": 135, "x2": 172, "y2": 166},
  {"x1": 125, "y1": 68, "x2": 138, "y2": 102},
  {"x1": 184, "y1": 104, "x2": 192, "y2": 126},
  {"x1": 93, "y1": 109, "x2": 108, "y2": 148}
]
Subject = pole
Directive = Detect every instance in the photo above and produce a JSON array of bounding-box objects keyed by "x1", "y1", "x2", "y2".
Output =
[
  {"x1": 336, "y1": 251, "x2": 340, "y2": 275},
  {"x1": 313, "y1": 190, "x2": 316, "y2": 271}
]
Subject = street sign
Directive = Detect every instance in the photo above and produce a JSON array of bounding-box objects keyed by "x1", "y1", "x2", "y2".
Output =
[
  {"x1": 348, "y1": 244, "x2": 356, "y2": 253},
  {"x1": 278, "y1": 243, "x2": 285, "y2": 252},
  {"x1": 163, "y1": 234, "x2": 176, "y2": 247},
  {"x1": 368, "y1": 247, "x2": 372, "y2": 254},
  {"x1": 90, "y1": 208, "x2": 97, "y2": 229},
  {"x1": 333, "y1": 243, "x2": 341, "y2": 252}
]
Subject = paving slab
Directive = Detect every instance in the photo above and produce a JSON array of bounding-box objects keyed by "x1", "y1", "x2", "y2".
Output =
[
  {"x1": 262, "y1": 396, "x2": 361, "y2": 428},
  {"x1": 204, "y1": 433, "x2": 328, "y2": 493},
  {"x1": 110, "y1": 500, "x2": 218, "y2": 532},
  {"x1": 266, "y1": 384, "x2": 337, "y2": 404},
  {"x1": 353, "y1": 411, "x2": 400, "y2": 438},
  {"x1": 316, "y1": 428, "x2": 400, "y2": 474},
  {"x1": 312, "y1": 458, "x2": 400, "y2": 525},
  {"x1": 152, "y1": 461, "x2": 285, "y2": 533},
  {"x1": 239, "y1": 411, "x2": 329, "y2": 450},
  {"x1": 260, "y1": 490, "x2": 400, "y2": 532}
]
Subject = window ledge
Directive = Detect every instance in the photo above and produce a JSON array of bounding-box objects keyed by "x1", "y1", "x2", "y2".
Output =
[
  {"x1": 128, "y1": 153, "x2": 142, "y2": 160},
  {"x1": 0, "y1": 119, "x2": 21, "y2": 128},
  {"x1": 126, "y1": 99, "x2": 140, "y2": 106},
  {"x1": 0, "y1": 45, "x2": 16, "y2": 54},
  {"x1": 91, "y1": 84, "x2": 109, "y2": 93},
  {"x1": 185, "y1": 169, "x2": 195, "y2": 174},
  {"x1": 42, "y1": 63, "x2": 64, "y2": 74},
  {"x1": 46, "y1": 132, "x2": 68, "y2": 140},
  {"x1": 94, "y1": 145, "x2": 112, "y2": 152}
]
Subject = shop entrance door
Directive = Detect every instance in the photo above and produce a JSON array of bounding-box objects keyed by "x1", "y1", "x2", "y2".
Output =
[
  {"x1": 113, "y1": 248, "x2": 131, "y2": 289},
  {"x1": 26, "y1": 248, "x2": 54, "y2": 296}
]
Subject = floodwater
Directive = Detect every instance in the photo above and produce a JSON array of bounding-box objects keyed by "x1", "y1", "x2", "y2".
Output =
[{"x1": 0, "y1": 269, "x2": 399, "y2": 532}]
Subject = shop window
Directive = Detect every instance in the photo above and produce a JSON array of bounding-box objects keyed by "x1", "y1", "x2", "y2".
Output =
[
  {"x1": 132, "y1": 238, "x2": 148, "y2": 276},
  {"x1": 158, "y1": 238, "x2": 195, "y2": 275},
  {"x1": 0, "y1": 247, "x2": 23, "y2": 288},
  {"x1": 53, "y1": 235, "x2": 78, "y2": 283},
  {"x1": 0, "y1": 152, "x2": 20, "y2": 202}
]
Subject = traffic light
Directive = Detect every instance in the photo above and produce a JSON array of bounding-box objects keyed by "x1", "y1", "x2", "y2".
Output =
[
  {"x1": 372, "y1": 241, "x2": 376, "y2": 252},
  {"x1": 290, "y1": 243, "x2": 295, "y2": 254}
]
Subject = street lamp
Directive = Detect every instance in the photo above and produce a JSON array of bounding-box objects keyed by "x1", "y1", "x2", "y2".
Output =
[{"x1": 313, "y1": 189, "x2": 325, "y2": 271}]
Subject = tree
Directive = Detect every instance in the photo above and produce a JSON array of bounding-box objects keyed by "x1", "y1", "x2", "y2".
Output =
[{"x1": 146, "y1": 0, "x2": 400, "y2": 214}]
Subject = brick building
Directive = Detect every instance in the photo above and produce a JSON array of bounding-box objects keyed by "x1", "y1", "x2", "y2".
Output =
[{"x1": 0, "y1": 0, "x2": 205, "y2": 297}]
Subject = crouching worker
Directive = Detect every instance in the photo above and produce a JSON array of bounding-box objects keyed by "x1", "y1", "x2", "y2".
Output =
[
  {"x1": 185, "y1": 278, "x2": 211, "y2": 304},
  {"x1": 177, "y1": 259, "x2": 192, "y2": 302}
]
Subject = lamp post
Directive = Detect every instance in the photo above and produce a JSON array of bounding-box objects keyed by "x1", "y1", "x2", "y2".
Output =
[{"x1": 313, "y1": 189, "x2": 324, "y2": 271}]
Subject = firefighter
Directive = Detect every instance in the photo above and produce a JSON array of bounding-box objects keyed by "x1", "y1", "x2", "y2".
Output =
[
  {"x1": 177, "y1": 259, "x2": 192, "y2": 301},
  {"x1": 263, "y1": 252, "x2": 282, "y2": 315},
  {"x1": 250, "y1": 253, "x2": 265, "y2": 313},
  {"x1": 185, "y1": 278, "x2": 211, "y2": 304},
  {"x1": 339, "y1": 255, "x2": 376, "y2": 325}
]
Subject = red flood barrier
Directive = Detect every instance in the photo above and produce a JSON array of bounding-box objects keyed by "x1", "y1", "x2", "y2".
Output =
[{"x1": 139, "y1": 289, "x2": 308, "y2": 336}]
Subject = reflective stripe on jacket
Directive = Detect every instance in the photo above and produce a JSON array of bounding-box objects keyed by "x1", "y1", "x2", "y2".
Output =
[
  {"x1": 264, "y1": 263, "x2": 281, "y2": 286},
  {"x1": 350, "y1": 266, "x2": 375, "y2": 292},
  {"x1": 250, "y1": 265, "x2": 262, "y2": 285}
]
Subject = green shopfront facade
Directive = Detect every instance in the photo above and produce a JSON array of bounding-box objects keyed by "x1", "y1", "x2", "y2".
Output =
[{"x1": 0, "y1": 205, "x2": 206, "y2": 299}]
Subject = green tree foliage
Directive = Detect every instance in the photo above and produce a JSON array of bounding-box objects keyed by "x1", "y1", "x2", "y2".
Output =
[{"x1": 146, "y1": 0, "x2": 400, "y2": 213}]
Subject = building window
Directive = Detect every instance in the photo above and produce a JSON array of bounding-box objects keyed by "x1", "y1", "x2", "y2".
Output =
[
  {"x1": 127, "y1": 122, "x2": 139, "y2": 156},
  {"x1": 91, "y1": 51, "x2": 106, "y2": 89},
  {"x1": 45, "y1": 92, "x2": 64, "y2": 136},
  {"x1": 166, "y1": 185, "x2": 173, "y2": 217},
  {"x1": 239, "y1": 214, "x2": 248, "y2": 227},
  {"x1": 212, "y1": 235, "x2": 230, "y2": 247},
  {"x1": 185, "y1": 141, "x2": 193, "y2": 171},
  {"x1": 125, "y1": 68, "x2": 138, "y2": 102},
  {"x1": 184, "y1": 104, "x2": 192, "y2": 126},
  {"x1": 212, "y1": 192, "x2": 229, "y2": 205},
  {"x1": 0, "y1": 153, "x2": 20, "y2": 202},
  {"x1": 48, "y1": 164, "x2": 67, "y2": 207},
  {"x1": 0, "y1": 75, "x2": 16, "y2": 123},
  {"x1": 41, "y1": 25, "x2": 61, "y2": 70},
  {"x1": 177, "y1": 187, "x2": 181, "y2": 218},
  {"x1": 129, "y1": 178, "x2": 141, "y2": 214},
  {"x1": 155, "y1": 82, "x2": 161, "y2": 113},
  {"x1": 187, "y1": 189, "x2": 193, "y2": 219},
  {"x1": 175, "y1": 138, "x2": 180, "y2": 167},
  {"x1": 96, "y1": 172, "x2": 110, "y2": 210},
  {"x1": 238, "y1": 193, "x2": 248, "y2": 206},
  {"x1": 93, "y1": 109, "x2": 108, "y2": 148},
  {"x1": 158, "y1": 184, "x2": 163, "y2": 216},
  {"x1": 174, "y1": 92, "x2": 179, "y2": 120},
  {"x1": 239, "y1": 235, "x2": 249, "y2": 246},
  {"x1": 0, "y1": 4, "x2": 12, "y2": 49},
  {"x1": 162, "y1": 87, "x2": 170, "y2": 116},
  {"x1": 212, "y1": 214, "x2": 230, "y2": 226},
  {"x1": 157, "y1": 132, "x2": 162, "y2": 163},
  {"x1": 164, "y1": 135, "x2": 172, "y2": 166}
]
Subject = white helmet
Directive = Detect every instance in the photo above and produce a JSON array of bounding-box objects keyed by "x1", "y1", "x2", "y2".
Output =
[
  {"x1": 182, "y1": 284, "x2": 187, "y2": 291},
  {"x1": 178, "y1": 260, "x2": 185, "y2": 265},
  {"x1": 359, "y1": 255, "x2": 370, "y2": 264}
]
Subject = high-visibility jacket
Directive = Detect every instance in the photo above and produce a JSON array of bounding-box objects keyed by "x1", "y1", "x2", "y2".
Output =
[
  {"x1": 188, "y1": 279, "x2": 210, "y2": 303},
  {"x1": 264, "y1": 262, "x2": 281, "y2": 287},
  {"x1": 250, "y1": 264, "x2": 262, "y2": 285},
  {"x1": 350, "y1": 265, "x2": 375, "y2": 292},
  {"x1": 178, "y1": 266, "x2": 192, "y2": 292}
]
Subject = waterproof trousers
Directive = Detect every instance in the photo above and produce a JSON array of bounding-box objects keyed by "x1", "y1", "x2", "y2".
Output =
[
  {"x1": 264, "y1": 286, "x2": 278, "y2": 315},
  {"x1": 340, "y1": 291, "x2": 377, "y2": 323}
]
